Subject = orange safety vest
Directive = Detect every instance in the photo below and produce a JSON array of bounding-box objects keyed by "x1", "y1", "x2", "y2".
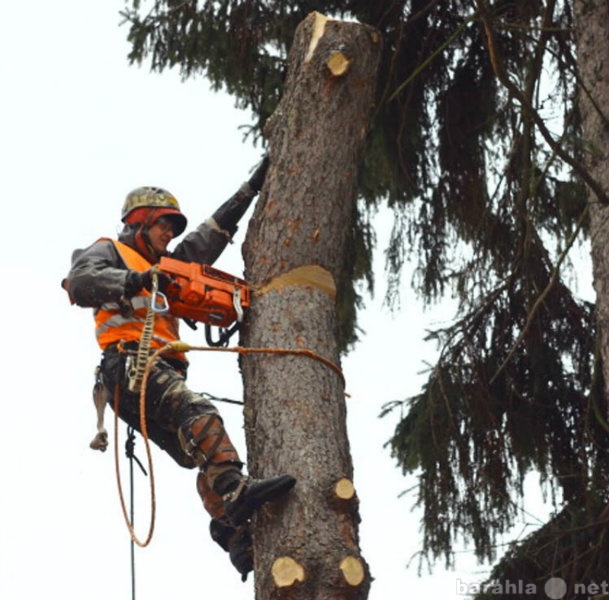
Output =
[{"x1": 94, "y1": 239, "x2": 185, "y2": 360}]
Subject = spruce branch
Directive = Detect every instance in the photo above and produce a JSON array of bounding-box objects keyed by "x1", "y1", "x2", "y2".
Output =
[
  {"x1": 475, "y1": 0, "x2": 609, "y2": 206},
  {"x1": 489, "y1": 203, "x2": 589, "y2": 385}
]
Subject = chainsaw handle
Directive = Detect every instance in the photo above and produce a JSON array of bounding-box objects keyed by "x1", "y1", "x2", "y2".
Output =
[{"x1": 205, "y1": 322, "x2": 240, "y2": 347}]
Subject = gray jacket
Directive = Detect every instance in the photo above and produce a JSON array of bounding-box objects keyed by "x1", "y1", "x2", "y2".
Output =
[{"x1": 65, "y1": 218, "x2": 230, "y2": 308}]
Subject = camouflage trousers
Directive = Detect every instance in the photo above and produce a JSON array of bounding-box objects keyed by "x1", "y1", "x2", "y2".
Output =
[
  {"x1": 99, "y1": 343, "x2": 221, "y2": 469},
  {"x1": 99, "y1": 344, "x2": 252, "y2": 580}
]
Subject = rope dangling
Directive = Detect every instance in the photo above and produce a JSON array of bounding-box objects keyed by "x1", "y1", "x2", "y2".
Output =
[
  {"x1": 114, "y1": 270, "x2": 161, "y2": 548},
  {"x1": 113, "y1": 383, "x2": 156, "y2": 548}
]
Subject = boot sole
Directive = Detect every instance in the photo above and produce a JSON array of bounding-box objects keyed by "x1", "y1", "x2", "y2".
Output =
[{"x1": 226, "y1": 475, "x2": 296, "y2": 526}]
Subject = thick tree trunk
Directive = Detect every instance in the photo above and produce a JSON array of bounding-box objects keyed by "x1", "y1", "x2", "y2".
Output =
[
  {"x1": 574, "y1": 2, "x2": 609, "y2": 412},
  {"x1": 240, "y1": 12, "x2": 381, "y2": 600}
]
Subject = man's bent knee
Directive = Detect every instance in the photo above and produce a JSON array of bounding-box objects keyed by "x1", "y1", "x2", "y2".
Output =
[{"x1": 178, "y1": 414, "x2": 242, "y2": 470}]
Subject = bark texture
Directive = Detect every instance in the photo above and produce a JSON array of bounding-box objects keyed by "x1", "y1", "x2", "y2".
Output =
[
  {"x1": 240, "y1": 12, "x2": 381, "y2": 600},
  {"x1": 574, "y1": 1, "x2": 609, "y2": 411}
]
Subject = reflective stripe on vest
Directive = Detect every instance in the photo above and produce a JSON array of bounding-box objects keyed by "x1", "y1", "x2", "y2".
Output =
[{"x1": 94, "y1": 239, "x2": 183, "y2": 359}]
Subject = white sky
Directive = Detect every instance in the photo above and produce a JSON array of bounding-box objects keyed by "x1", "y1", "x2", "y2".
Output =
[{"x1": 0, "y1": 2, "x2": 588, "y2": 598}]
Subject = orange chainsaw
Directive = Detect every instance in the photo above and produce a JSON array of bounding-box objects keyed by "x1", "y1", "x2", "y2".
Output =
[{"x1": 153, "y1": 256, "x2": 251, "y2": 346}]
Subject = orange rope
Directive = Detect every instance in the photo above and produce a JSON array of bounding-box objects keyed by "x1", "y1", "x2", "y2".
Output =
[
  {"x1": 113, "y1": 383, "x2": 156, "y2": 548},
  {"x1": 160, "y1": 341, "x2": 346, "y2": 386}
]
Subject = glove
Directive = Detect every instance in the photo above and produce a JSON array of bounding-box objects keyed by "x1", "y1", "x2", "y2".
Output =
[
  {"x1": 124, "y1": 268, "x2": 173, "y2": 297},
  {"x1": 247, "y1": 154, "x2": 270, "y2": 193},
  {"x1": 210, "y1": 156, "x2": 270, "y2": 237}
]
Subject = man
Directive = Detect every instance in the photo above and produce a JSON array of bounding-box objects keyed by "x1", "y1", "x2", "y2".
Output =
[{"x1": 62, "y1": 158, "x2": 295, "y2": 581}]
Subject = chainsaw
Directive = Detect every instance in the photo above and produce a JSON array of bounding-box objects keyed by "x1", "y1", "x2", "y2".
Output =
[{"x1": 152, "y1": 256, "x2": 251, "y2": 346}]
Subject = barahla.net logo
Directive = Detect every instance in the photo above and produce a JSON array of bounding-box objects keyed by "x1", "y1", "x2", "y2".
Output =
[{"x1": 457, "y1": 576, "x2": 609, "y2": 598}]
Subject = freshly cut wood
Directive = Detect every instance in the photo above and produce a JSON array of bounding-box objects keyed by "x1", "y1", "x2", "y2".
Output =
[
  {"x1": 271, "y1": 556, "x2": 306, "y2": 588},
  {"x1": 333, "y1": 477, "x2": 356, "y2": 501},
  {"x1": 327, "y1": 51, "x2": 351, "y2": 76},
  {"x1": 339, "y1": 556, "x2": 365, "y2": 586}
]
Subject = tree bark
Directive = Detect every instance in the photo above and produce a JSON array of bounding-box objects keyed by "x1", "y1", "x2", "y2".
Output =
[
  {"x1": 240, "y1": 12, "x2": 381, "y2": 600},
  {"x1": 574, "y1": 1, "x2": 609, "y2": 413}
]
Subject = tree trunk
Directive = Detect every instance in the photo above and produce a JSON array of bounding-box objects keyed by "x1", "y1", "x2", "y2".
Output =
[
  {"x1": 240, "y1": 12, "x2": 381, "y2": 600},
  {"x1": 574, "y1": 1, "x2": 609, "y2": 412}
]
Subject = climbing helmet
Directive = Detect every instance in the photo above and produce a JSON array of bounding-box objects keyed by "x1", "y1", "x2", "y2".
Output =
[{"x1": 121, "y1": 186, "x2": 187, "y2": 236}]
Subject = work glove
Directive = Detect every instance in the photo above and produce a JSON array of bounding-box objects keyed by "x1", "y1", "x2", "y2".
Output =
[
  {"x1": 124, "y1": 268, "x2": 173, "y2": 297},
  {"x1": 210, "y1": 155, "x2": 270, "y2": 238},
  {"x1": 247, "y1": 154, "x2": 270, "y2": 193}
]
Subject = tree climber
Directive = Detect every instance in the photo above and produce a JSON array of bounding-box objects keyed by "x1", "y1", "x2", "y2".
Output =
[{"x1": 62, "y1": 158, "x2": 295, "y2": 581}]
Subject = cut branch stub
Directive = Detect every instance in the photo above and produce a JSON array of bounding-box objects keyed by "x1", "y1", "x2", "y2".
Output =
[
  {"x1": 272, "y1": 556, "x2": 306, "y2": 588},
  {"x1": 326, "y1": 51, "x2": 351, "y2": 76},
  {"x1": 333, "y1": 477, "x2": 356, "y2": 502},
  {"x1": 339, "y1": 556, "x2": 365, "y2": 586}
]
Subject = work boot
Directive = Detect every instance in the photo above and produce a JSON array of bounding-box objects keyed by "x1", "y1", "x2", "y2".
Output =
[
  {"x1": 214, "y1": 470, "x2": 297, "y2": 527},
  {"x1": 210, "y1": 517, "x2": 253, "y2": 582}
]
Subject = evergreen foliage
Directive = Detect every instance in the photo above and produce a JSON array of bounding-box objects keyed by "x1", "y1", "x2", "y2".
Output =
[{"x1": 121, "y1": 0, "x2": 609, "y2": 585}]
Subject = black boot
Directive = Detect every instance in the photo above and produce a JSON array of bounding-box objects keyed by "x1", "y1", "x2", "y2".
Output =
[
  {"x1": 210, "y1": 517, "x2": 253, "y2": 582},
  {"x1": 214, "y1": 471, "x2": 297, "y2": 527}
]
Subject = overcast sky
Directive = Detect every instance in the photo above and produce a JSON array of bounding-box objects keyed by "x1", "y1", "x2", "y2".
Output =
[{"x1": 0, "y1": 2, "x2": 581, "y2": 599}]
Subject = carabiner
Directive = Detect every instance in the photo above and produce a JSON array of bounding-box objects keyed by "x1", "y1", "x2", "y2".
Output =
[{"x1": 151, "y1": 290, "x2": 170, "y2": 314}]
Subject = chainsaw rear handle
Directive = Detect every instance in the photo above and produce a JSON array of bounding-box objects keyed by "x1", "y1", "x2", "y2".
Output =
[{"x1": 205, "y1": 322, "x2": 241, "y2": 348}]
